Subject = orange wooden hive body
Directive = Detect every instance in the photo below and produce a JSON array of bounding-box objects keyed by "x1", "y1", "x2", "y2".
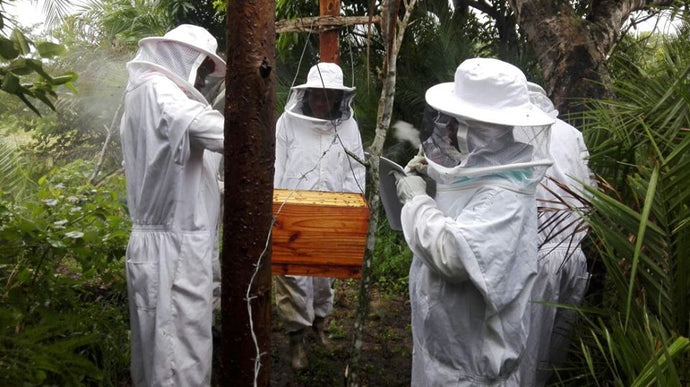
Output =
[{"x1": 271, "y1": 189, "x2": 370, "y2": 278}]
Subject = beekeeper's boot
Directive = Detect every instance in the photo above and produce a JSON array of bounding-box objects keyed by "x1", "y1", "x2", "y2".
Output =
[
  {"x1": 313, "y1": 316, "x2": 331, "y2": 348},
  {"x1": 288, "y1": 329, "x2": 308, "y2": 371}
]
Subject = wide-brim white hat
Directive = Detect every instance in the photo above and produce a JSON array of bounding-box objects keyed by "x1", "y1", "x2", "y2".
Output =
[
  {"x1": 292, "y1": 62, "x2": 355, "y2": 91},
  {"x1": 425, "y1": 58, "x2": 554, "y2": 127},
  {"x1": 139, "y1": 24, "x2": 226, "y2": 77}
]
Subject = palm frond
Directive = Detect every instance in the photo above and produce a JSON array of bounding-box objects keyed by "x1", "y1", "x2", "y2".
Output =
[{"x1": 0, "y1": 140, "x2": 36, "y2": 201}]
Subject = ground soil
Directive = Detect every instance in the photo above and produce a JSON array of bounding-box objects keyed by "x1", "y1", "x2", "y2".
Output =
[{"x1": 269, "y1": 279, "x2": 412, "y2": 387}]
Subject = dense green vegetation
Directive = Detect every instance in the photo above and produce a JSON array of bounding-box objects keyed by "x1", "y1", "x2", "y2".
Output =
[
  {"x1": 563, "y1": 28, "x2": 690, "y2": 385},
  {"x1": 0, "y1": 0, "x2": 688, "y2": 385},
  {"x1": 0, "y1": 161, "x2": 130, "y2": 385}
]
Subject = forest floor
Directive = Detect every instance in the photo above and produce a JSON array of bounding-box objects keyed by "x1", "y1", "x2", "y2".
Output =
[
  {"x1": 120, "y1": 278, "x2": 411, "y2": 386},
  {"x1": 269, "y1": 279, "x2": 412, "y2": 387}
]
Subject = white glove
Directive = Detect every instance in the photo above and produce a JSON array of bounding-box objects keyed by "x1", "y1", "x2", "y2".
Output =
[
  {"x1": 392, "y1": 171, "x2": 427, "y2": 204},
  {"x1": 404, "y1": 154, "x2": 428, "y2": 176}
]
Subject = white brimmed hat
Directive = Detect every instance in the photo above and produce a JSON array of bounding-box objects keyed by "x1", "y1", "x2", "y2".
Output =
[
  {"x1": 425, "y1": 58, "x2": 554, "y2": 126},
  {"x1": 292, "y1": 62, "x2": 355, "y2": 91},
  {"x1": 138, "y1": 24, "x2": 226, "y2": 77}
]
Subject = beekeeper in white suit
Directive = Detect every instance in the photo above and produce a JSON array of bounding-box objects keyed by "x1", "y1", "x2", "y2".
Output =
[
  {"x1": 394, "y1": 58, "x2": 554, "y2": 385},
  {"x1": 273, "y1": 62, "x2": 366, "y2": 371},
  {"x1": 518, "y1": 82, "x2": 593, "y2": 386},
  {"x1": 119, "y1": 24, "x2": 225, "y2": 386}
]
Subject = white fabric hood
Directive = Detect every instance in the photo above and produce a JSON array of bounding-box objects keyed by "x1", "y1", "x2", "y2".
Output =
[
  {"x1": 285, "y1": 63, "x2": 356, "y2": 124},
  {"x1": 126, "y1": 35, "x2": 212, "y2": 104},
  {"x1": 421, "y1": 59, "x2": 553, "y2": 193}
]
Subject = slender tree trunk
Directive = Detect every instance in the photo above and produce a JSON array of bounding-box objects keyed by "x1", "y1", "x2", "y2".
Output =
[
  {"x1": 347, "y1": 0, "x2": 417, "y2": 385},
  {"x1": 221, "y1": 0, "x2": 276, "y2": 385}
]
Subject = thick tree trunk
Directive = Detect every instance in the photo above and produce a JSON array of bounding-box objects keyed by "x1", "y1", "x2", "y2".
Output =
[
  {"x1": 221, "y1": 0, "x2": 276, "y2": 385},
  {"x1": 507, "y1": 0, "x2": 672, "y2": 118},
  {"x1": 508, "y1": 0, "x2": 613, "y2": 117}
]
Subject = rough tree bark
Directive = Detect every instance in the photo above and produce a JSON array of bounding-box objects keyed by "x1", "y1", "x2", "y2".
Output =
[
  {"x1": 346, "y1": 0, "x2": 418, "y2": 385},
  {"x1": 507, "y1": 0, "x2": 673, "y2": 117},
  {"x1": 221, "y1": 0, "x2": 276, "y2": 385}
]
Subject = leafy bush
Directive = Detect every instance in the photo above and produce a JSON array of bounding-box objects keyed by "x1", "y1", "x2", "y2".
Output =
[
  {"x1": 0, "y1": 160, "x2": 131, "y2": 386},
  {"x1": 372, "y1": 219, "x2": 412, "y2": 295}
]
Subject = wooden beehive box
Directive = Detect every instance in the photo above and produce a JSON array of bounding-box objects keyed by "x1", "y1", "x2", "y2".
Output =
[{"x1": 271, "y1": 189, "x2": 370, "y2": 278}]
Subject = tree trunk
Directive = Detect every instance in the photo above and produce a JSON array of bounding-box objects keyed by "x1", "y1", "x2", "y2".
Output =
[
  {"x1": 507, "y1": 0, "x2": 613, "y2": 118},
  {"x1": 221, "y1": 0, "x2": 276, "y2": 385},
  {"x1": 347, "y1": 0, "x2": 417, "y2": 385},
  {"x1": 507, "y1": 0, "x2": 672, "y2": 118}
]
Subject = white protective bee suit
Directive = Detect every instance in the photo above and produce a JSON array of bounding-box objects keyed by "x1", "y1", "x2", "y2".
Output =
[
  {"x1": 273, "y1": 63, "x2": 366, "y2": 334},
  {"x1": 518, "y1": 82, "x2": 593, "y2": 386},
  {"x1": 396, "y1": 58, "x2": 554, "y2": 386},
  {"x1": 119, "y1": 24, "x2": 225, "y2": 387}
]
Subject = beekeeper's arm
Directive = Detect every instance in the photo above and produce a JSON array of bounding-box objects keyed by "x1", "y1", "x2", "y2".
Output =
[
  {"x1": 273, "y1": 114, "x2": 289, "y2": 187},
  {"x1": 399, "y1": 194, "x2": 472, "y2": 284},
  {"x1": 400, "y1": 186, "x2": 534, "y2": 311},
  {"x1": 188, "y1": 106, "x2": 224, "y2": 153}
]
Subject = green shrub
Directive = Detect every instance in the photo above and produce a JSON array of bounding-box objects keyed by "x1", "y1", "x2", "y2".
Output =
[
  {"x1": 372, "y1": 218, "x2": 412, "y2": 295},
  {"x1": 0, "y1": 160, "x2": 131, "y2": 386}
]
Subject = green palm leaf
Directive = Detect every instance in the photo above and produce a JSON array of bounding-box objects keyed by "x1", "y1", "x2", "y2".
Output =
[{"x1": 0, "y1": 140, "x2": 35, "y2": 201}]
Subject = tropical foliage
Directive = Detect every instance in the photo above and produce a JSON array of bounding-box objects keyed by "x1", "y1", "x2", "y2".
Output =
[
  {"x1": 0, "y1": 161, "x2": 131, "y2": 386},
  {"x1": 0, "y1": 23, "x2": 76, "y2": 115},
  {"x1": 560, "y1": 25, "x2": 690, "y2": 385}
]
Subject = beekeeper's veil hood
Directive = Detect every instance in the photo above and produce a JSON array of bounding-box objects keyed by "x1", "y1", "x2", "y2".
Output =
[
  {"x1": 126, "y1": 24, "x2": 226, "y2": 102},
  {"x1": 284, "y1": 62, "x2": 356, "y2": 123},
  {"x1": 421, "y1": 58, "x2": 554, "y2": 191},
  {"x1": 526, "y1": 81, "x2": 558, "y2": 119}
]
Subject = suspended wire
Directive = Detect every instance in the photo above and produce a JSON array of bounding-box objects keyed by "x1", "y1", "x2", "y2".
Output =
[
  {"x1": 289, "y1": 18, "x2": 315, "y2": 90},
  {"x1": 245, "y1": 191, "x2": 296, "y2": 387}
]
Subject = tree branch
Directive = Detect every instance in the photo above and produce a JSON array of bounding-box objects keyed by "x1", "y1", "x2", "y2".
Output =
[
  {"x1": 90, "y1": 97, "x2": 123, "y2": 184},
  {"x1": 464, "y1": 0, "x2": 503, "y2": 20},
  {"x1": 276, "y1": 15, "x2": 381, "y2": 34},
  {"x1": 588, "y1": 0, "x2": 675, "y2": 56}
]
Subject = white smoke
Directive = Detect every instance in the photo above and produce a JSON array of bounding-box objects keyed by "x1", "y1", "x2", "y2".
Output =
[{"x1": 392, "y1": 120, "x2": 421, "y2": 148}]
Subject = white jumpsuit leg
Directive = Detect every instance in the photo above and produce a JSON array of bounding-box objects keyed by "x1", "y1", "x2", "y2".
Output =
[{"x1": 275, "y1": 275, "x2": 334, "y2": 332}]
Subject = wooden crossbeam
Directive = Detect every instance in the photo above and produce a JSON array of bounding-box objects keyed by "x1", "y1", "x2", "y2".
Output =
[{"x1": 275, "y1": 15, "x2": 381, "y2": 34}]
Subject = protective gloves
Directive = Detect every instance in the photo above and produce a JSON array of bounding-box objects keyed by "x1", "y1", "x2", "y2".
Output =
[
  {"x1": 404, "y1": 151, "x2": 428, "y2": 176},
  {"x1": 392, "y1": 171, "x2": 427, "y2": 204}
]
